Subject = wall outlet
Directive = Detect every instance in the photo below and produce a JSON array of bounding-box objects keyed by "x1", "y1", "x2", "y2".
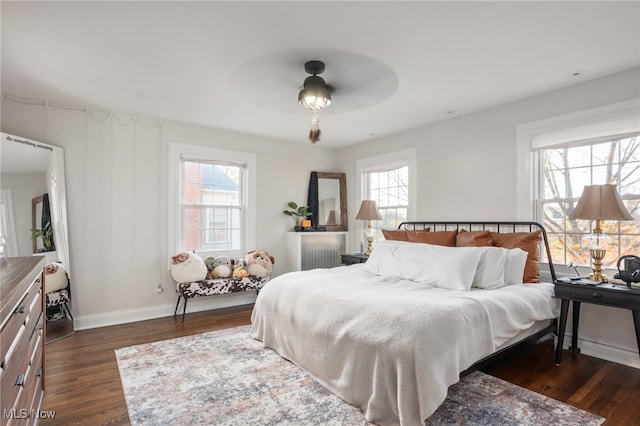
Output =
[{"x1": 156, "y1": 283, "x2": 163, "y2": 293}]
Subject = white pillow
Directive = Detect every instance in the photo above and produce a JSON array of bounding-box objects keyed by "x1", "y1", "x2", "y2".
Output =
[
  {"x1": 472, "y1": 246, "x2": 507, "y2": 289},
  {"x1": 362, "y1": 241, "x2": 482, "y2": 291},
  {"x1": 504, "y1": 248, "x2": 528, "y2": 285}
]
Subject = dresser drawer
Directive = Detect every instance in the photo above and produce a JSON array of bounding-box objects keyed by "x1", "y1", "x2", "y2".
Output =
[
  {"x1": 1, "y1": 295, "x2": 29, "y2": 366},
  {"x1": 1, "y1": 275, "x2": 42, "y2": 365},
  {"x1": 0, "y1": 327, "x2": 30, "y2": 417},
  {"x1": 24, "y1": 291, "x2": 43, "y2": 344},
  {"x1": 570, "y1": 287, "x2": 626, "y2": 307}
]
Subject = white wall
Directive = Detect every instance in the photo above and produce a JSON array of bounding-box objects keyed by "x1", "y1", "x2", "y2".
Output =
[
  {"x1": 1, "y1": 98, "x2": 338, "y2": 329},
  {"x1": 336, "y1": 67, "x2": 640, "y2": 367}
]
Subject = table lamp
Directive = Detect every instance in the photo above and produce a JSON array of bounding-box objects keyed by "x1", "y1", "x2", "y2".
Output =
[
  {"x1": 569, "y1": 184, "x2": 632, "y2": 282},
  {"x1": 325, "y1": 210, "x2": 337, "y2": 226},
  {"x1": 355, "y1": 200, "x2": 382, "y2": 256}
]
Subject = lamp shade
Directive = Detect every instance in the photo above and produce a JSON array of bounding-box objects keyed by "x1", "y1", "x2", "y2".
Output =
[
  {"x1": 355, "y1": 200, "x2": 382, "y2": 221},
  {"x1": 569, "y1": 184, "x2": 632, "y2": 221}
]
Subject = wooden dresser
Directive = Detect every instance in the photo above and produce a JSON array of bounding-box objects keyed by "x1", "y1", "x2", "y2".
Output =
[{"x1": 1, "y1": 257, "x2": 46, "y2": 425}]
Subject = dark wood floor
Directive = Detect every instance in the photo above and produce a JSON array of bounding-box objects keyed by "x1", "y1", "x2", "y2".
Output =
[{"x1": 40, "y1": 305, "x2": 640, "y2": 425}]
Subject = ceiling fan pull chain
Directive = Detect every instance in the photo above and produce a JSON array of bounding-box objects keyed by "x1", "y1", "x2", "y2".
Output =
[{"x1": 309, "y1": 110, "x2": 321, "y2": 144}]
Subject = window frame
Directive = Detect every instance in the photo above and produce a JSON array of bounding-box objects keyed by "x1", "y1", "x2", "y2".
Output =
[
  {"x1": 536, "y1": 135, "x2": 640, "y2": 266},
  {"x1": 168, "y1": 143, "x2": 256, "y2": 260},
  {"x1": 356, "y1": 149, "x2": 417, "y2": 248},
  {"x1": 516, "y1": 98, "x2": 640, "y2": 271}
]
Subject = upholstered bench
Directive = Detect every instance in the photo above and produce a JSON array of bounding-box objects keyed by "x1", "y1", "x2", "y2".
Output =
[{"x1": 174, "y1": 274, "x2": 271, "y2": 323}]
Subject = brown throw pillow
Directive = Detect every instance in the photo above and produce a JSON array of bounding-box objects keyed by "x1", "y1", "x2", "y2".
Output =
[
  {"x1": 382, "y1": 229, "x2": 409, "y2": 241},
  {"x1": 381, "y1": 228, "x2": 431, "y2": 241},
  {"x1": 456, "y1": 230, "x2": 494, "y2": 247},
  {"x1": 406, "y1": 230, "x2": 457, "y2": 246},
  {"x1": 491, "y1": 230, "x2": 542, "y2": 283}
]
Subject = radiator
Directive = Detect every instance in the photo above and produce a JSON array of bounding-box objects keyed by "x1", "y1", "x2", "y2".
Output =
[{"x1": 288, "y1": 232, "x2": 347, "y2": 271}]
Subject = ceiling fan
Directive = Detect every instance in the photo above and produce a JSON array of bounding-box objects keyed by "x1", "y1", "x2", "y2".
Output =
[{"x1": 298, "y1": 60, "x2": 332, "y2": 144}]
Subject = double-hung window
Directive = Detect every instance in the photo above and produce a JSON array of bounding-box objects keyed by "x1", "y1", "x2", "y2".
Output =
[
  {"x1": 357, "y1": 149, "x2": 416, "y2": 242},
  {"x1": 364, "y1": 165, "x2": 410, "y2": 231},
  {"x1": 537, "y1": 134, "x2": 640, "y2": 267},
  {"x1": 170, "y1": 144, "x2": 255, "y2": 259}
]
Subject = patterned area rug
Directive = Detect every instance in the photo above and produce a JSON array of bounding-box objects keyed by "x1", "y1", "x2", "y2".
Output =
[{"x1": 115, "y1": 326, "x2": 604, "y2": 426}]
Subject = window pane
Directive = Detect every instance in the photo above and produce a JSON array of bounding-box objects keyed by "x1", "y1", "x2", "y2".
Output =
[
  {"x1": 366, "y1": 165, "x2": 409, "y2": 241},
  {"x1": 539, "y1": 135, "x2": 639, "y2": 266},
  {"x1": 181, "y1": 160, "x2": 243, "y2": 253},
  {"x1": 591, "y1": 142, "x2": 618, "y2": 166}
]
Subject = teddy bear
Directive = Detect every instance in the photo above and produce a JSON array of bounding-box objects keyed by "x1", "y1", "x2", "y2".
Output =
[
  {"x1": 232, "y1": 257, "x2": 249, "y2": 278},
  {"x1": 245, "y1": 249, "x2": 275, "y2": 277},
  {"x1": 44, "y1": 262, "x2": 69, "y2": 294},
  {"x1": 206, "y1": 255, "x2": 233, "y2": 279},
  {"x1": 170, "y1": 251, "x2": 208, "y2": 283}
]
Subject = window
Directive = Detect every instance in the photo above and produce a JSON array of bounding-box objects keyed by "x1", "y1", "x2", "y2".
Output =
[
  {"x1": 538, "y1": 134, "x2": 640, "y2": 267},
  {"x1": 357, "y1": 149, "x2": 416, "y2": 243},
  {"x1": 181, "y1": 161, "x2": 243, "y2": 252},
  {"x1": 169, "y1": 144, "x2": 255, "y2": 259},
  {"x1": 364, "y1": 165, "x2": 410, "y2": 231}
]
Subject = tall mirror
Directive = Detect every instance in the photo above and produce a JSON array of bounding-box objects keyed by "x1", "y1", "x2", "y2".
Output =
[
  {"x1": 1, "y1": 132, "x2": 73, "y2": 343},
  {"x1": 307, "y1": 172, "x2": 348, "y2": 231}
]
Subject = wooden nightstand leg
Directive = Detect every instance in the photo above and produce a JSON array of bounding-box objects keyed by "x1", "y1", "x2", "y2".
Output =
[
  {"x1": 555, "y1": 299, "x2": 570, "y2": 365},
  {"x1": 632, "y1": 310, "x2": 640, "y2": 358},
  {"x1": 571, "y1": 300, "x2": 581, "y2": 354}
]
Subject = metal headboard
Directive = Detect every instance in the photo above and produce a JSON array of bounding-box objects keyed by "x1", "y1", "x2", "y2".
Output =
[{"x1": 398, "y1": 221, "x2": 557, "y2": 282}]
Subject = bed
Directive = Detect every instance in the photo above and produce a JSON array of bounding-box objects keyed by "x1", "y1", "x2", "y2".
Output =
[{"x1": 250, "y1": 221, "x2": 560, "y2": 425}]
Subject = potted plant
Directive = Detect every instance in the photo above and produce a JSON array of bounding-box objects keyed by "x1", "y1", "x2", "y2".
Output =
[
  {"x1": 283, "y1": 201, "x2": 312, "y2": 231},
  {"x1": 31, "y1": 222, "x2": 55, "y2": 252}
]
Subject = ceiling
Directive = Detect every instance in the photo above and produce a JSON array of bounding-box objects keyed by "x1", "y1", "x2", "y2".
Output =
[{"x1": 1, "y1": 1, "x2": 639, "y2": 149}]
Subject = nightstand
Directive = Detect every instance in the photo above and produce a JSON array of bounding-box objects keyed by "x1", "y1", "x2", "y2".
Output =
[
  {"x1": 554, "y1": 277, "x2": 640, "y2": 365},
  {"x1": 341, "y1": 253, "x2": 369, "y2": 265}
]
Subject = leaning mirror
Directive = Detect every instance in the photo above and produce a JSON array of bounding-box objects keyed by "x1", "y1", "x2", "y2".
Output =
[
  {"x1": 307, "y1": 172, "x2": 348, "y2": 231},
  {"x1": 1, "y1": 132, "x2": 73, "y2": 343}
]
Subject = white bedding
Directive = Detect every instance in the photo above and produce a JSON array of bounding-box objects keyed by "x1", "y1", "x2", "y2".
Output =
[{"x1": 250, "y1": 264, "x2": 560, "y2": 425}]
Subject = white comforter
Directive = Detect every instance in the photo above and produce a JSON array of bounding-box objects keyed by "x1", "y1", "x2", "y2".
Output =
[{"x1": 250, "y1": 265, "x2": 559, "y2": 425}]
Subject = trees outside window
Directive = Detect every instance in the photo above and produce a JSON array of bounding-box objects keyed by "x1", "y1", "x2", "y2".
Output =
[{"x1": 539, "y1": 135, "x2": 640, "y2": 267}]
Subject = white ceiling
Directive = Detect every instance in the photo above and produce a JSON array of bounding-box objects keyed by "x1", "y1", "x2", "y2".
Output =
[{"x1": 1, "y1": 1, "x2": 639, "y2": 148}]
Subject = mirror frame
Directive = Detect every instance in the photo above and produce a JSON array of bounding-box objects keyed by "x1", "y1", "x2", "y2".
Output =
[
  {"x1": 308, "y1": 171, "x2": 348, "y2": 232},
  {"x1": 1, "y1": 132, "x2": 73, "y2": 342}
]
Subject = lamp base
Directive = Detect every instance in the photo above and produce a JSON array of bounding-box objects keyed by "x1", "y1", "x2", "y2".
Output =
[
  {"x1": 589, "y1": 248, "x2": 608, "y2": 283},
  {"x1": 587, "y1": 272, "x2": 611, "y2": 283},
  {"x1": 364, "y1": 237, "x2": 374, "y2": 256}
]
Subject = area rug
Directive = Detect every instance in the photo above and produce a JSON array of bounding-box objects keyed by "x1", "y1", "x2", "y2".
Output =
[{"x1": 115, "y1": 326, "x2": 604, "y2": 426}]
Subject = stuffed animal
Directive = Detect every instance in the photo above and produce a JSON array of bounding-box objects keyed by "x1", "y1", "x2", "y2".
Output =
[
  {"x1": 170, "y1": 252, "x2": 207, "y2": 283},
  {"x1": 232, "y1": 257, "x2": 249, "y2": 278},
  {"x1": 245, "y1": 249, "x2": 275, "y2": 277},
  {"x1": 204, "y1": 256, "x2": 217, "y2": 273},
  {"x1": 44, "y1": 262, "x2": 69, "y2": 293},
  {"x1": 207, "y1": 255, "x2": 233, "y2": 279}
]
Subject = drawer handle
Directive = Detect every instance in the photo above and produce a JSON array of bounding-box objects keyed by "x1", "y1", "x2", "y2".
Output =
[
  {"x1": 35, "y1": 368, "x2": 42, "y2": 377},
  {"x1": 13, "y1": 305, "x2": 25, "y2": 314},
  {"x1": 15, "y1": 374, "x2": 25, "y2": 386},
  {"x1": 35, "y1": 323, "x2": 43, "y2": 331},
  {"x1": 592, "y1": 292, "x2": 602, "y2": 298}
]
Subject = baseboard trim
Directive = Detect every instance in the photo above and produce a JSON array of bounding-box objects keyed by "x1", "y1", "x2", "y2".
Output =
[
  {"x1": 562, "y1": 333, "x2": 640, "y2": 369},
  {"x1": 74, "y1": 292, "x2": 257, "y2": 330}
]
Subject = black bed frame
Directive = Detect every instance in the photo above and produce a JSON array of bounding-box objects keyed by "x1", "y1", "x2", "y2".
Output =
[{"x1": 398, "y1": 221, "x2": 558, "y2": 373}]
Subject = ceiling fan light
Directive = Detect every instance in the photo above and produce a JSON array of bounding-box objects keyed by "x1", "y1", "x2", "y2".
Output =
[
  {"x1": 298, "y1": 89, "x2": 331, "y2": 110},
  {"x1": 298, "y1": 75, "x2": 331, "y2": 110}
]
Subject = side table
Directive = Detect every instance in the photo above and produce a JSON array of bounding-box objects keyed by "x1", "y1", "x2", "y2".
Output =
[
  {"x1": 341, "y1": 253, "x2": 369, "y2": 265},
  {"x1": 554, "y1": 277, "x2": 640, "y2": 365}
]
